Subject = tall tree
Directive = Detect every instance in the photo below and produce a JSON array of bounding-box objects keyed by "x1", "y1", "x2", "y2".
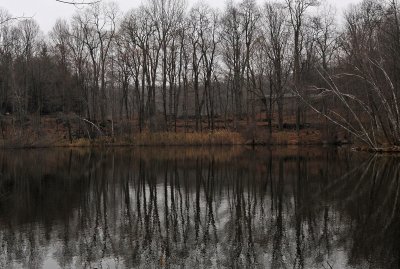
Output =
[
  {"x1": 286, "y1": 0, "x2": 319, "y2": 133},
  {"x1": 263, "y1": 1, "x2": 291, "y2": 130},
  {"x1": 146, "y1": 0, "x2": 185, "y2": 130}
]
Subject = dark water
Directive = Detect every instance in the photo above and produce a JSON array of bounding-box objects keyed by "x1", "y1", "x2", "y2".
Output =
[{"x1": 0, "y1": 147, "x2": 398, "y2": 269}]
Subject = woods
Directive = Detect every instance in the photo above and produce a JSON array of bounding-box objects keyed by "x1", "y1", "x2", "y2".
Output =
[{"x1": 1, "y1": 0, "x2": 400, "y2": 148}]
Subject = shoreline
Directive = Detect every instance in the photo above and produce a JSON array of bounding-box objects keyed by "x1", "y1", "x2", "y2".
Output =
[
  {"x1": 0, "y1": 115, "x2": 353, "y2": 149},
  {"x1": 0, "y1": 132, "x2": 351, "y2": 150},
  {"x1": 352, "y1": 146, "x2": 400, "y2": 153}
]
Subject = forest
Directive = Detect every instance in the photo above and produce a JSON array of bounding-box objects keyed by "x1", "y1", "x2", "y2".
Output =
[{"x1": 0, "y1": 0, "x2": 400, "y2": 149}]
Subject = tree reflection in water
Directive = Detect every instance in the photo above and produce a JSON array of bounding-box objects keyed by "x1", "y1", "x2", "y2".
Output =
[{"x1": 0, "y1": 147, "x2": 398, "y2": 269}]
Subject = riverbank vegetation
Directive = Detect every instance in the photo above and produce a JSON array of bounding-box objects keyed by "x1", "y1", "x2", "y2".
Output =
[
  {"x1": 0, "y1": 114, "x2": 333, "y2": 148},
  {"x1": 0, "y1": 0, "x2": 399, "y2": 149}
]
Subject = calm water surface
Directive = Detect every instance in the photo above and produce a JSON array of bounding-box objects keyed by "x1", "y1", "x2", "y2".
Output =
[{"x1": 0, "y1": 147, "x2": 398, "y2": 269}]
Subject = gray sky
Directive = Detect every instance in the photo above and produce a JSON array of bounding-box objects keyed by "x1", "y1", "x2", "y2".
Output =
[{"x1": 0, "y1": 0, "x2": 361, "y2": 33}]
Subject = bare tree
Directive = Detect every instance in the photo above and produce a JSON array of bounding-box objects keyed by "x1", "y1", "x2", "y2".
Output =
[
  {"x1": 297, "y1": 0, "x2": 400, "y2": 148},
  {"x1": 263, "y1": 1, "x2": 291, "y2": 131},
  {"x1": 146, "y1": 0, "x2": 185, "y2": 130},
  {"x1": 199, "y1": 6, "x2": 220, "y2": 131},
  {"x1": 311, "y1": 3, "x2": 338, "y2": 72},
  {"x1": 286, "y1": 0, "x2": 320, "y2": 133},
  {"x1": 0, "y1": 9, "x2": 14, "y2": 114},
  {"x1": 51, "y1": 19, "x2": 72, "y2": 113},
  {"x1": 74, "y1": 2, "x2": 118, "y2": 124},
  {"x1": 188, "y1": 5, "x2": 205, "y2": 131},
  {"x1": 13, "y1": 19, "x2": 40, "y2": 118},
  {"x1": 55, "y1": 0, "x2": 101, "y2": 5}
]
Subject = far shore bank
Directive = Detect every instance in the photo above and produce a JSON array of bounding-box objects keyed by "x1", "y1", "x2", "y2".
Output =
[
  {"x1": 5, "y1": 132, "x2": 400, "y2": 154},
  {"x1": 0, "y1": 130, "x2": 352, "y2": 149},
  {"x1": 0, "y1": 115, "x2": 354, "y2": 149}
]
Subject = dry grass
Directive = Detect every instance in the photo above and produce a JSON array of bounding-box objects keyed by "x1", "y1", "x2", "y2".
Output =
[
  {"x1": 248, "y1": 129, "x2": 325, "y2": 145},
  {"x1": 271, "y1": 130, "x2": 323, "y2": 145},
  {"x1": 3, "y1": 130, "x2": 244, "y2": 148},
  {"x1": 133, "y1": 130, "x2": 244, "y2": 146},
  {"x1": 0, "y1": 129, "x2": 330, "y2": 149},
  {"x1": 0, "y1": 114, "x2": 340, "y2": 148}
]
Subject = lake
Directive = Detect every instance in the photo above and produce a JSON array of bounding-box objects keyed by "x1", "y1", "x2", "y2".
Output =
[{"x1": 0, "y1": 147, "x2": 398, "y2": 269}]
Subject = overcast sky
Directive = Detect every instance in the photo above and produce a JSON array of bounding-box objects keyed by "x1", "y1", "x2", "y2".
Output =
[{"x1": 0, "y1": 0, "x2": 361, "y2": 33}]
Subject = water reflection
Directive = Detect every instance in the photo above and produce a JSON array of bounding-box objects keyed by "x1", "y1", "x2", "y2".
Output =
[{"x1": 0, "y1": 147, "x2": 398, "y2": 269}]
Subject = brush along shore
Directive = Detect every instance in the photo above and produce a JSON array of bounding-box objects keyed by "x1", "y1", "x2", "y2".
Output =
[
  {"x1": 0, "y1": 129, "x2": 350, "y2": 149},
  {"x1": 0, "y1": 115, "x2": 351, "y2": 148}
]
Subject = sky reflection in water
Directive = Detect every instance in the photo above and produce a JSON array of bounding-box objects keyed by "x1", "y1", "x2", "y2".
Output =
[{"x1": 0, "y1": 147, "x2": 397, "y2": 269}]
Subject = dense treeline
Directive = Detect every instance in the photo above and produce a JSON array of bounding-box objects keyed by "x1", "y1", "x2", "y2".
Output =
[{"x1": 1, "y1": 0, "x2": 400, "y2": 147}]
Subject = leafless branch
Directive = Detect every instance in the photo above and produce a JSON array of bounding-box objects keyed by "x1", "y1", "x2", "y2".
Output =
[
  {"x1": 55, "y1": 0, "x2": 101, "y2": 5},
  {"x1": 0, "y1": 15, "x2": 32, "y2": 25}
]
